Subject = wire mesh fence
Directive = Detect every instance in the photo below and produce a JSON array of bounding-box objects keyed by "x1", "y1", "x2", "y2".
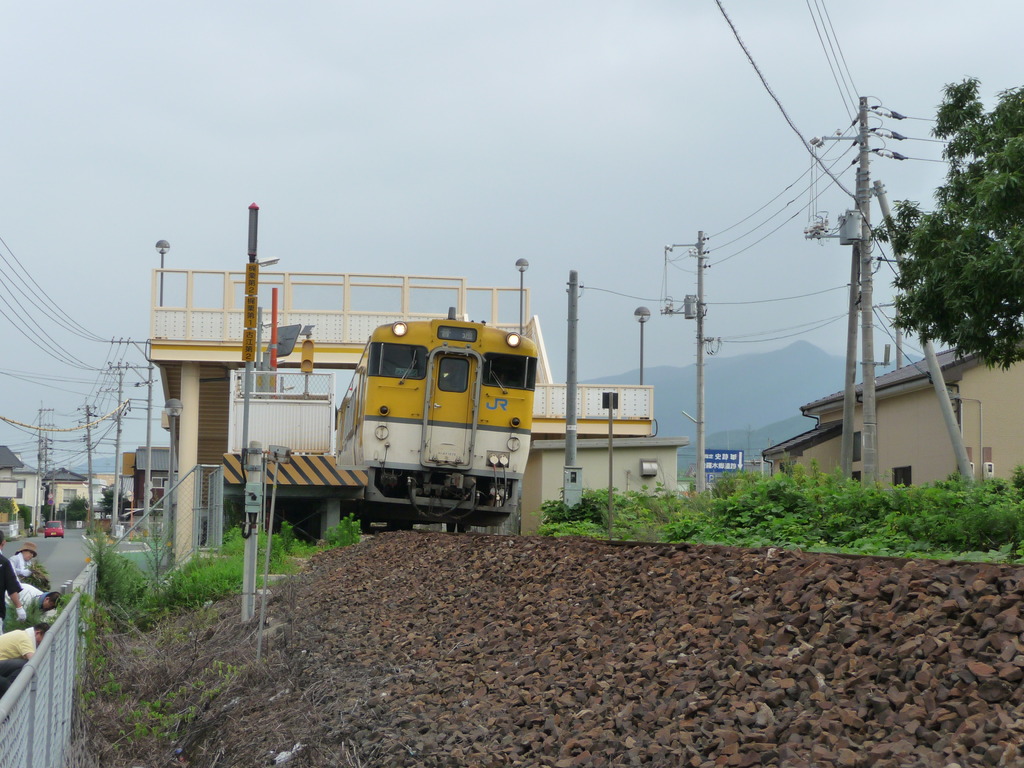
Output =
[{"x1": 0, "y1": 564, "x2": 96, "y2": 768}]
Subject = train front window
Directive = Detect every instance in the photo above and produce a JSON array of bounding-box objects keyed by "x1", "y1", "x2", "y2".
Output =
[
  {"x1": 483, "y1": 354, "x2": 536, "y2": 390},
  {"x1": 369, "y1": 342, "x2": 427, "y2": 379},
  {"x1": 437, "y1": 357, "x2": 469, "y2": 392}
]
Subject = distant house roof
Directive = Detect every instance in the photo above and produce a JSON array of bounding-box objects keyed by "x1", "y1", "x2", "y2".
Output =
[
  {"x1": 133, "y1": 447, "x2": 170, "y2": 472},
  {"x1": 763, "y1": 421, "x2": 843, "y2": 459},
  {"x1": 0, "y1": 447, "x2": 24, "y2": 470},
  {"x1": 43, "y1": 468, "x2": 88, "y2": 482},
  {"x1": 800, "y1": 350, "x2": 981, "y2": 415}
]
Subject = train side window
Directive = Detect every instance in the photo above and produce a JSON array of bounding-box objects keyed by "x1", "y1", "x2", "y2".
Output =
[
  {"x1": 437, "y1": 357, "x2": 469, "y2": 392},
  {"x1": 483, "y1": 354, "x2": 537, "y2": 390},
  {"x1": 369, "y1": 343, "x2": 427, "y2": 379}
]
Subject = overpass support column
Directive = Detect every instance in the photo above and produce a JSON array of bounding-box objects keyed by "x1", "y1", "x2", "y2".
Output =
[{"x1": 175, "y1": 362, "x2": 201, "y2": 560}]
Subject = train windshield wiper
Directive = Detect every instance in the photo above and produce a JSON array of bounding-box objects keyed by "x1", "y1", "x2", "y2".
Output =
[
  {"x1": 489, "y1": 366, "x2": 508, "y2": 394},
  {"x1": 400, "y1": 351, "x2": 419, "y2": 384}
]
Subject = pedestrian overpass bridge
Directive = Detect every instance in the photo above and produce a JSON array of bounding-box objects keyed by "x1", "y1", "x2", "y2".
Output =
[{"x1": 147, "y1": 268, "x2": 680, "y2": 555}]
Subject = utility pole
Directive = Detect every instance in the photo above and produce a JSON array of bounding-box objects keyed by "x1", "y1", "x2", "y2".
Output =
[
  {"x1": 694, "y1": 232, "x2": 708, "y2": 493},
  {"x1": 662, "y1": 236, "x2": 714, "y2": 493},
  {"x1": 35, "y1": 408, "x2": 52, "y2": 532},
  {"x1": 874, "y1": 180, "x2": 973, "y2": 480},
  {"x1": 84, "y1": 404, "x2": 95, "y2": 529},
  {"x1": 112, "y1": 365, "x2": 125, "y2": 530},
  {"x1": 856, "y1": 97, "x2": 878, "y2": 484},
  {"x1": 144, "y1": 359, "x2": 154, "y2": 522},
  {"x1": 839, "y1": 242, "x2": 860, "y2": 478},
  {"x1": 563, "y1": 270, "x2": 582, "y2": 507}
]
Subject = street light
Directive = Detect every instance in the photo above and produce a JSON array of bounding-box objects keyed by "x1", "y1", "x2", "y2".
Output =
[
  {"x1": 634, "y1": 306, "x2": 650, "y2": 385},
  {"x1": 155, "y1": 240, "x2": 170, "y2": 307},
  {"x1": 516, "y1": 258, "x2": 529, "y2": 334}
]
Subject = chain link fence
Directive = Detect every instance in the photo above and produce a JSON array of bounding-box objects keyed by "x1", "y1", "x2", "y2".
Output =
[
  {"x1": 117, "y1": 464, "x2": 224, "y2": 577},
  {"x1": 0, "y1": 564, "x2": 96, "y2": 768}
]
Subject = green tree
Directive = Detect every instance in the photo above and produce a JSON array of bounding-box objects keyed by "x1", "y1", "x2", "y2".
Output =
[
  {"x1": 98, "y1": 487, "x2": 131, "y2": 516},
  {"x1": 0, "y1": 498, "x2": 17, "y2": 522},
  {"x1": 889, "y1": 79, "x2": 1024, "y2": 368},
  {"x1": 18, "y1": 504, "x2": 32, "y2": 530},
  {"x1": 66, "y1": 497, "x2": 89, "y2": 522}
]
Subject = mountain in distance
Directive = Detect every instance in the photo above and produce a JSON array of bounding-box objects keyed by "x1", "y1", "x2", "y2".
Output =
[{"x1": 584, "y1": 340, "x2": 848, "y2": 464}]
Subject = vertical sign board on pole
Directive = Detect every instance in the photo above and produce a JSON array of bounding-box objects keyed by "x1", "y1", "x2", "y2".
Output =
[
  {"x1": 242, "y1": 263, "x2": 260, "y2": 363},
  {"x1": 245, "y1": 262, "x2": 259, "y2": 299},
  {"x1": 705, "y1": 449, "x2": 744, "y2": 487}
]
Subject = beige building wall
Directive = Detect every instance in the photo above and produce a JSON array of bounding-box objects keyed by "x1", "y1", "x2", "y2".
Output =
[
  {"x1": 770, "y1": 359, "x2": 1024, "y2": 486},
  {"x1": 955, "y1": 362, "x2": 1024, "y2": 481},
  {"x1": 876, "y1": 385, "x2": 963, "y2": 484},
  {"x1": 521, "y1": 437, "x2": 686, "y2": 534},
  {"x1": 784, "y1": 417, "x2": 843, "y2": 472}
]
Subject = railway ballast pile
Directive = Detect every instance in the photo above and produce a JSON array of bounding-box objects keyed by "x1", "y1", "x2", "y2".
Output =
[{"x1": 91, "y1": 533, "x2": 1024, "y2": 767}]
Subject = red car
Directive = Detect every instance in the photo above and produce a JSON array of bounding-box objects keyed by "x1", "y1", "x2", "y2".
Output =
[{"x1": 43, "y1": 520, "x2": 64, "y2": 538}]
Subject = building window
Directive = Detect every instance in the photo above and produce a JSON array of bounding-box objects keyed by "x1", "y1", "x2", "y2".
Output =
[
  {"x1": 62, "y1": 489, "x2": 77, "y2": 503},
  {"x1": 892, "y1": 466, "x2": 912, "y2": 486},
  {"x1": 16, "y1": 480, "x2": 24, "y2": 499},
  {"x1": 853, "y1": 431, "x2": 862, "y2": 463}
]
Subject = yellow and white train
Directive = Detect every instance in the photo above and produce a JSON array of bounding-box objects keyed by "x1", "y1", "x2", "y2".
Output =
[{"x1": 337, "y1": 312, "x2": 538, "y2": 530}]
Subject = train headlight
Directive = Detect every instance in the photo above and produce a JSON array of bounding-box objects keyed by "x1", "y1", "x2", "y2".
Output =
[
  {"x1": 510, "y1": 417, "x2": 521, "y2": 427},
  {"x1": 507, "y1": 437, "x2": 520, "y2": 452},
  {"x1": 379, "y1": 405, "x2": 390, "y2": 415},
  {"x1": 374, "y1": 425, "x2": 389, "y2": 440},
  {"x1": 505, "y1": 332, "x2": 521, "y2": 348},
  {"x1": 392, "y1": 321, "x2": 408, "y2": 337}
]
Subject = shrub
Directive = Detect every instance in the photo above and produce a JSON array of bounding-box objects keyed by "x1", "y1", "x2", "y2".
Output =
[{"x1": 323, "y1": 515, "x2": 361, "y2": 548}]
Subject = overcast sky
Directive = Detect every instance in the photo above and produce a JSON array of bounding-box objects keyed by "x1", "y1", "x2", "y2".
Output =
[{"x1": 1, "y1": 1, "x2": 1019, "y2": 468}]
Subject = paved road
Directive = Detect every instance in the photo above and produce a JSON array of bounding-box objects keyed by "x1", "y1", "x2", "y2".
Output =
[{"x1": 3, "y1": 528, "x2": 90, "y2": 590}]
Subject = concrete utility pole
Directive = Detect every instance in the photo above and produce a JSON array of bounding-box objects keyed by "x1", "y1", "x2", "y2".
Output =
[
  {"x1": 840, "y1": 242, "x2": 859, "y2": 478},
  {"x1": 143, "y1": 358, "x2": 155, "y2": 522},
  {"x1": 694, "y1": 232, "x2": 709, "y2": 493},
  {"x1": 112, "y1": 365, "x2": 125, "y2": 528},
  {"x1": 873, "y1": 180, "x2": 973, "y2": 480},
  {"x1": 35, "y1": 408, "x2": 52, "y2": 532},
  {"x1": 856, "y1": 97, "x2": 878, "y2": 484},
  {"x1": 562, "y1": 270, "x2": 582, "y2": 507},
  {"x1": 84, "y1": 404, "x2": 95, "y2": 528},
  {"x1": 662, "y1": 237, "x2": 714, "y2": 492}
]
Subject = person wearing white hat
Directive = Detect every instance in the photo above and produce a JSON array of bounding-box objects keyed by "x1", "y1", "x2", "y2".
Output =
[{"x1": 9, "y1": 542, "x2": 37, "y2": 581}]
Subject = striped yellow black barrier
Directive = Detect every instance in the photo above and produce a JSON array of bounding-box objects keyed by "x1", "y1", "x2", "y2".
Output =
[{"x1": 222, "y1": 453, "x2": 367, "y2": 487}]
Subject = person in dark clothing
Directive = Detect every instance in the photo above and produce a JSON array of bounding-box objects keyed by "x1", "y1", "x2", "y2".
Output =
[{"x1": 0, "y1": 531, "x2": 27, "y2": 629}]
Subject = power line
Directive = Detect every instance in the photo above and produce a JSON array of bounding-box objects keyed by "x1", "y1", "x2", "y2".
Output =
[
  {"x1": 721, "y1": 312, "x2": 848, "y2": 344},
  {"x1": 711, "y1": 284, "x2": 848, "y2": 306},
  {"x1": 0, "y1": 233, "x2": 108, "y2": 343},
  {"x1": 805, "y1": 0, "x2": 857, "y2": 120},
  {"x1": 708, "y1": 141, "x2": 857, "y2": 258},
  {"x1": 714, "y1": 0, "x2": 857, "y2": 202}
]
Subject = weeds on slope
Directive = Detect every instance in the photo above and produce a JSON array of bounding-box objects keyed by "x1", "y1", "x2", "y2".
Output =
[{"x1": 540, "y1": 466, "x2": 1024, "y2": 562}]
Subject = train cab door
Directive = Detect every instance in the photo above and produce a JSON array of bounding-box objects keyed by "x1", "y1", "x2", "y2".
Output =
[{"x1": 422, "y1": 350, "x2": 480, "y2": 467}]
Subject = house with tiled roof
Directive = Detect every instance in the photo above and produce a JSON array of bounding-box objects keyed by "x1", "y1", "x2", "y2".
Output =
[
  {"x1": 42, "y1": 468, "x2": 89, "y2": 515},
  {"x1": 762, "y1": 351, "x2": 1024, "y2": 485},
  {"x1": 0, "y1": 446, "x2": 25, "y2": 501}
]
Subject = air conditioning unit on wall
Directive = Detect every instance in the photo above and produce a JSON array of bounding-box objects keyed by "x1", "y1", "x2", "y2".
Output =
[{"x1": 983, "y1": 462, "x2": 995, "y2": 479}]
